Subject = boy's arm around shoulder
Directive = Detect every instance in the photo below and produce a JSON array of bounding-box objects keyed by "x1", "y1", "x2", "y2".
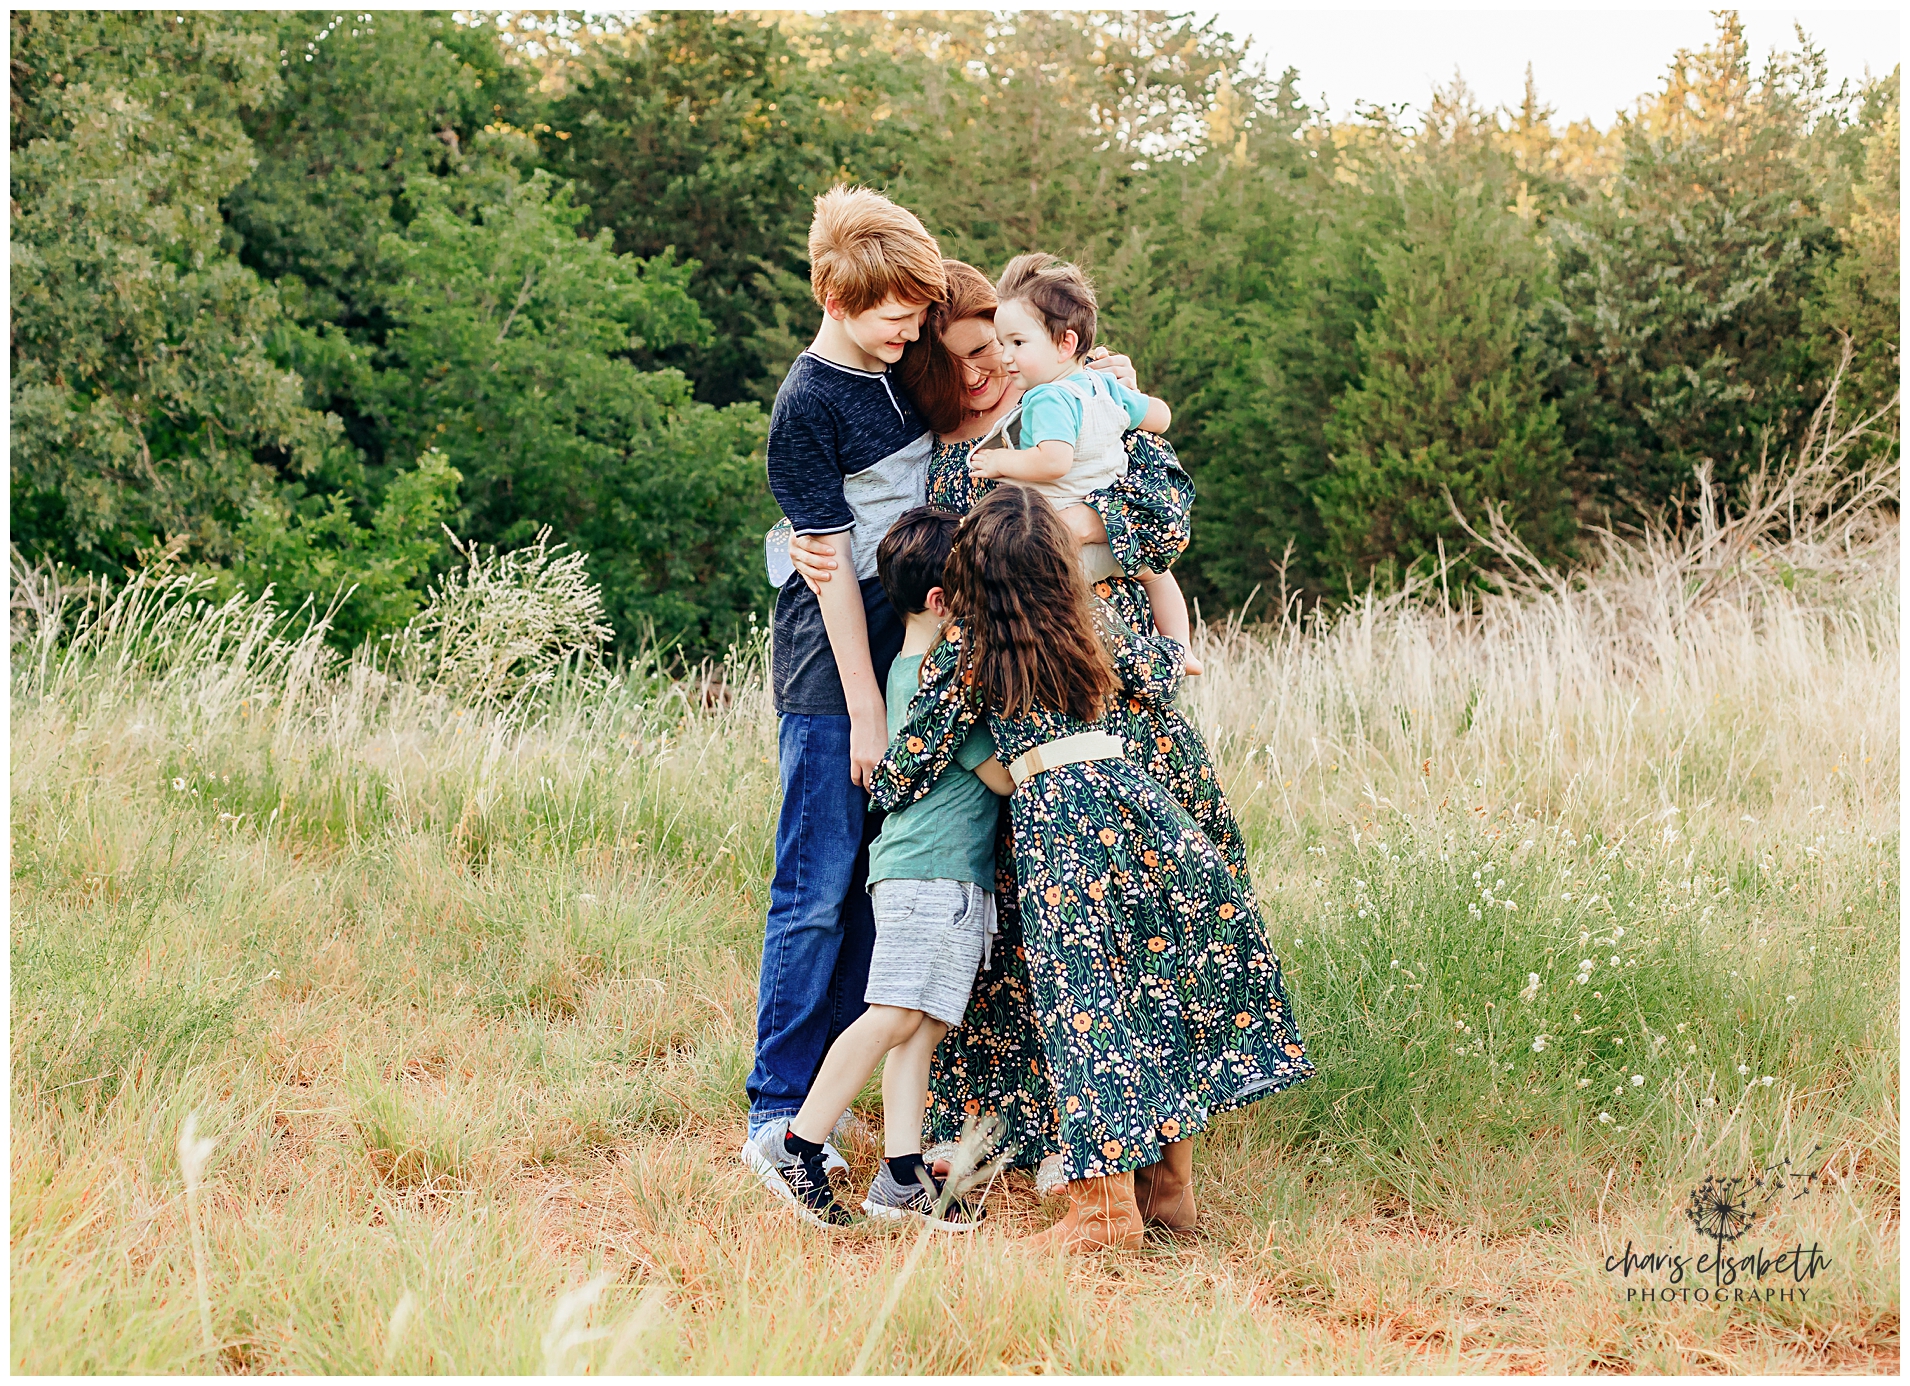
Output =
[{"x1": 1138, "y1": 395, "x2": 1171, "y2": 433}]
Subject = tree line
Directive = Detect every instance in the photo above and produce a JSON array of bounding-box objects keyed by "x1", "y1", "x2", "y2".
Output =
[{"x1": 10, "y1": 10, "x2": 1899, "y2": 654}]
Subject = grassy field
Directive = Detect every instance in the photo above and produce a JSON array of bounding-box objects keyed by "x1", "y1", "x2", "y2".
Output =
[{"x1": 10, "y1": 493, "x2": 1900, "y2": 1372}]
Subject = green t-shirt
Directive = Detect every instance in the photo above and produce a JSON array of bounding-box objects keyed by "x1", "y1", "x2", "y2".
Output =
[{"x1": 868, "y1": 653, "x2": 1000, "y2": 891}]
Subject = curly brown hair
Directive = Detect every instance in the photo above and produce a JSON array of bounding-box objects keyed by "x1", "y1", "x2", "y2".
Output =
[
  {"x1": 943, "y1": 483, "x2": 1117, "y2": 723},
  {"x1": 897, "y1": 260, "x2": 1000, "y2": 436}
]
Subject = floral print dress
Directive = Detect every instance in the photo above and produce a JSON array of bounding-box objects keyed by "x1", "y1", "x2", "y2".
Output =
[
  {"x1": 872, "y1": 612, "x2": 1312, "y2": 1181},
  {"x1": 918, "y1": 429, "x2": 1264, "y2": 1167},
  {"x1": 926, "y1": 431, "x2": 1252, "y2": 881}
]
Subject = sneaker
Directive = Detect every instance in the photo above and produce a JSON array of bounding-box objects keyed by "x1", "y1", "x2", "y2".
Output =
[
  {"x1": 862, "y1": 1162, "x2": 986, "y2": 1231},
  {"x1": 742, "y1": 1122, "x2": 849, "y2": 1177},
  {"x1": 742, "y1": 1120, "x2": 858, "y2": 1230}
]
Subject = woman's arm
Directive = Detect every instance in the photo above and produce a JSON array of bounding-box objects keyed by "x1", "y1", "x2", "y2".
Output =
[
  {"x1": 788, "y1": 531, "x2": 840, "y2": 589},
  {"x1": 1097, "y1": 602, "x2": 1187, "y2": 709},
  {"x1": 868, "y1": 636, "x2": 981, "y2": 812},
  {"x1": 1083, "y1": 430, "x2": 1196, "y2": 579}
]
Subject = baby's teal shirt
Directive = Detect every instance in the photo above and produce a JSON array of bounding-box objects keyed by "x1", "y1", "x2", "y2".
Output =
[{"x1": 1020, "y1": 369, "x2": 1153, "y2": 447}]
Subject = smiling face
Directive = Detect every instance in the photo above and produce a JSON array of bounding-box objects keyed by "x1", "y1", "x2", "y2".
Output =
[
  {"x1": 830, "y1": 294, "x2": 931, "y2": 367},
  {"x1": 939, "y1": 314, "x2": 1012, "y2": 415},
  {"x1": 993, "y1": 298, "x2": 1077, "y2": 387}
]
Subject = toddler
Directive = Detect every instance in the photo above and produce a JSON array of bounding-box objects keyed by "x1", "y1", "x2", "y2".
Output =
[{"x1": 969, "y1": 252, "x2": 1191, "y2": 657}]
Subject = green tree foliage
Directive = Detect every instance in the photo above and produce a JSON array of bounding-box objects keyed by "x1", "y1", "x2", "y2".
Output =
[
  {"x1": 1099, "y1": 111, "x2": 1393, "y2": 611},
  {"x1": 11, "y1": 10, "x2": 1899, "y2": 644},
  {"x1": 844, "y1": 10, "x2": 1261, "y2": 269},
  {"x1": 1550, "y1": 17, "x2": 1856, "y2": 517},
  {"x1": 226, "y1": 9, "x2": 534, "y2": 330},
  {"x1": 361, "y1": 171, "x2": 774, "y2": 652},
  {"x1": 1808, "y1": 71, "x2": 1901, "y2": 448},
  {"x1": 1315, "y1": 172, "x2": 1574, "y2": 588},
  {"x1": 544, "y1": 11, "x2": 897, "y2": 405},
  {"x1": 231, "y1": 449, "x2": 461, "y2": 649},
  {"x1": 8, "y1": 11, "x2": 338, "y2": 572}
]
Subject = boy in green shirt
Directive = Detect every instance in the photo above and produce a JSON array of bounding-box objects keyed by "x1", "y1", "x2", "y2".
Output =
[{"x1": 744, "y1": 507, "x2": 1011, "y2": 1230}]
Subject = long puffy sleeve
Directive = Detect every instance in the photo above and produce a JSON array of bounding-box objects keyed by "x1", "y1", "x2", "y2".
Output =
[
  {"x1": 1097, "y1": 601, "x2": 1186, "y2": 710},
  {"x1": 1084, "y1": 430, "x2": 1196, "y2": 577},
  {"x1": 869, "y1": 632, "x2": 982, "y2": 811}
]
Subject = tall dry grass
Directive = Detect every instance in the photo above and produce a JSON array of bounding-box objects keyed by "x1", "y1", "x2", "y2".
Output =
[{"x1": 10, "y1": 387, "x2": 1899, "y2": 1371}]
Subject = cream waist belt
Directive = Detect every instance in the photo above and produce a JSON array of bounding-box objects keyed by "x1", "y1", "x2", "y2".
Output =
[{"x1": 1007, "y1": 730, "x2": 1126, "y2": 787}]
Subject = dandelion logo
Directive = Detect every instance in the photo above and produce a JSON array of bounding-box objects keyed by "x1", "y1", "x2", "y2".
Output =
[{"x1": 1686, "y1": 1174, "x2": 1756, "y2": 1280}]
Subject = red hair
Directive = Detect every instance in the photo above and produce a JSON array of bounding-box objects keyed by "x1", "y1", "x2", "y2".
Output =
[{"x1": 897, "y1": 260, "x2": 1000, "y2": 436}]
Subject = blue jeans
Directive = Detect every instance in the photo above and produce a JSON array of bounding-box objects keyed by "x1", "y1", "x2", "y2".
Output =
[{"x1": 747, "y1": 714, "x2": 879, "y2": 1133}]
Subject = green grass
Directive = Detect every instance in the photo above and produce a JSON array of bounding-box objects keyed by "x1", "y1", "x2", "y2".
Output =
[{"x1": 9, "y1": 519, "x2": 1900, "y2": 1372}]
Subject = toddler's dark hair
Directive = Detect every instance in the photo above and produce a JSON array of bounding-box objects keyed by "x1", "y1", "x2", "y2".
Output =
[
  {"x1": 996, "y1": 252, "x2": 1096, "y2": 358},
  {"x1": 876, "y1": 506, "x2": 963, "y2": 615}
]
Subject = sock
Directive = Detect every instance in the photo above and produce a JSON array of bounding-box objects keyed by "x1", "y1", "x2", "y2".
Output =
[
  {"x1": 783, "y1": 1129, "x2": 826, "y2": 1163},
  {"x1": 886, "y1": 1152, "x2": 930, "y2": 1190}
]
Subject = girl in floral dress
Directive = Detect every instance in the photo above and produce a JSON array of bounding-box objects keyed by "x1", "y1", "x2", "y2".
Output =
[{"x1": 870, "y1": 484, "x2": 1312, "y2": 1250}]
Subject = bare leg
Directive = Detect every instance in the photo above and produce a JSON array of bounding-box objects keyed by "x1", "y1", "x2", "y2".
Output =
[
  {"x1": 1058, "y1": 503, "x2": 1108, "y2": 548},
  {"x1": 788, "y1": 1005, "x2": 925, "y2": 1146},
  {"x1": 880, "y1": 1016, "x2": 949, "y2": 1156},
  {"x1": 1139, "y1": 568, "x2": 1199, "y2": 673}
]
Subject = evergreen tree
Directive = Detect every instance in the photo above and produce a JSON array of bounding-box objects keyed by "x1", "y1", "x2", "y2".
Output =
[
  {"x1": 1807, "y1": 70, "x2": 1901, "y2": 451},
  {"x1": 1315, "y1": 172, "x2": 1574, "y2": 589},
  {"x1": 1550, "y1": 15, "x2": 1852, "y2": 519}
]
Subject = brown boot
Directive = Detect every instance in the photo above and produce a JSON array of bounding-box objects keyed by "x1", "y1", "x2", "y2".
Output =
[
  {"x1": 1133, "y1": 1138, "x2": 1196, "y2": 1234},
  {"x1": 1022, "y1": 1173, "x2": 1144, "y2": 1252}
]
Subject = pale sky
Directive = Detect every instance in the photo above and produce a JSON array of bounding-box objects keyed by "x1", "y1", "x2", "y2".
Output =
[{"x1": 1201, "y1": 7, "x2": 1900, "y2": 128}]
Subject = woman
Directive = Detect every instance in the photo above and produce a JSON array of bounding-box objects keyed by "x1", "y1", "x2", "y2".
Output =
[
  {"x1": 787, "y1": 261, "x2": 1255, "y2": 1234},
  {"x1": 869, "y1": 484, "x2": 1311, "y2": 1249}
]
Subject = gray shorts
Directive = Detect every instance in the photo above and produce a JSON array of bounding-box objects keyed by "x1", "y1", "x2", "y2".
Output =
[{"x1": 865, "y1": 879, "x2": 995, "y2": 1028}]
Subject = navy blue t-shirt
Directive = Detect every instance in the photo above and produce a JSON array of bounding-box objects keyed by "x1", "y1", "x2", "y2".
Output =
[{"x1": 766, "y1": 352, "x2": 932, "y2": 715}]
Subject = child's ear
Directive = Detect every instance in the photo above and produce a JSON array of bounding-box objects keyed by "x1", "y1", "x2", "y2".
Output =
[
  {"x1": 824, "y1": 296, "x2": 845, "y2": 321},
  {"x1": 1060, "y1": 329, "x2": 1079, "y2": 358},
  {"x1": 924, "y1": 586, "x2": 949, "y2": 617}
]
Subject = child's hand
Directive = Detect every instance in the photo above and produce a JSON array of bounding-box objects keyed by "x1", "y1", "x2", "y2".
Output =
[{"x1": 968, "y1": 449, "x2": 1008, "y2": 481}]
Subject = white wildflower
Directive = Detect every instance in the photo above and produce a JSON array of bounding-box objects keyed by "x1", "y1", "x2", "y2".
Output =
[
  {"x1": 1630, "y1": 1074, "x2": 1644, "y2": 1086},
  {"x1": 1737, "y1": 1064, "x2": 1750, "y2": 1075},
  {"x1": 1531, "y1": 1035, "x2": 1548, "y2": 1053},
  {"x1": 1597, "y1": 1112, "x2": 1613, "y2": 1124},
  {"x1": 1518, "y1": 973, "x2": 1541, "y2": 1003}
]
